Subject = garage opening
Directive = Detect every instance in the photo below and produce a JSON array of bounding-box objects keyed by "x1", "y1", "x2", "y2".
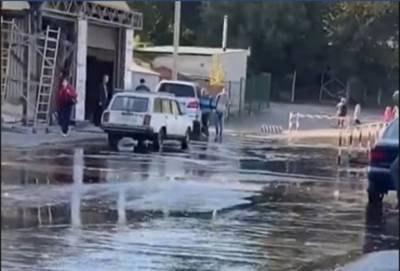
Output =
[
  {"x1": 85, "y1": 23, "x2": 117, "y2": 125},
  {"x1": 85, "y1": 51, "x2": 114, "y2": 124}
]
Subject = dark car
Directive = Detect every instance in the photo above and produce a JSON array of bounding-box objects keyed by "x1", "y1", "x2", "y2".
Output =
[{"x1": 367, "y1": 118, "x2": 399, "y2": 203}]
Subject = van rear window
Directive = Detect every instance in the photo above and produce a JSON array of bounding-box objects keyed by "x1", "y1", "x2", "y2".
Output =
[
  {"x1": 158, "y1": 83, "x2": 195, "y2": 98},
  {"x1": 111, "y1": 96, "x2": 148, "y2": 112}
]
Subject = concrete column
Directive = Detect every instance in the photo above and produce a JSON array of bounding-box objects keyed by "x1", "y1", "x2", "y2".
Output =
[
  {"x1": 123, "y1": 28, "x2": 134, "y2": 89},
  {"x1": 75, "y1": 19, "x2": 87, "y2": 121}
]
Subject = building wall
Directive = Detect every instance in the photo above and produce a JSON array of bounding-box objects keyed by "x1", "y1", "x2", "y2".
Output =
[
  {"x1": 219, "y1": 51, "x2": 248, "y2": 82},
  {"x1": 131, "y1": 72, "x2": 159, "y2": 91},
  {"x1": 152, "y1": 55, "x2": 211, "y2": 79},
  {"x1": 149, "y1": 51, "x2": 248, "y2": 115}
]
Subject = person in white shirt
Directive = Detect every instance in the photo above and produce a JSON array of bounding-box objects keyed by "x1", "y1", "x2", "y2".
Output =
[
  {"x1": 353, "y1": 103, "x2": 361, "y2": 125},
  {"x1": 213, "y1": 88, "x2": 229, "y2": 142}
]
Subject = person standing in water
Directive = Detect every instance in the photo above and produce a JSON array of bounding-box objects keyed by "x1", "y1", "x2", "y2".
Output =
[
  {"x1": 213, "y1": 88, "x2": 229, "y2": 142},
  {"x1": 57, "y1": 78, "x2": 77, "y2": 136},
  {"x1": 353, "y1": 102, "x2": 361, "y2": 125},
  {"x1": 336, "y1": 97, "x2": 348, "y2": 128}
]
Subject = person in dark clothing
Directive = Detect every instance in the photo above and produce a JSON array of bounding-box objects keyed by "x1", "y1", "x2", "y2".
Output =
[
  {"x1": 199, "y1": 89, "x2": 213, "y2": 138},
  {"x1": 57, "y1": 78, "x2": 77, "y2": 136},
  {"x1": 135, "y1": 78, "x2": 151, "y2": 92},
  {"x1": 95, "y1": 74, "x2": 110, "y2": 126}
]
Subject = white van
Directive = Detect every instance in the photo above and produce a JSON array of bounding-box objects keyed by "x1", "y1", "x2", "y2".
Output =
[
  {"x1": 101, "y1": 91, "x2": 192, "y2": 151},
  {"x1": 156, "y1": 80, "x2": 202, "y2": 139}
]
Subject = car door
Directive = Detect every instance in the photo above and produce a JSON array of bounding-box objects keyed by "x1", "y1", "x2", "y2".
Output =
[
  {"x1": 171, "y1": 99, "x2": 184, "y2": 136},
  {"x1": 161, "y1": 98, "x2": 174, "y2": 137},
  {"x1": 152, "y1": 97, "x2": 165, "y2": 132}
]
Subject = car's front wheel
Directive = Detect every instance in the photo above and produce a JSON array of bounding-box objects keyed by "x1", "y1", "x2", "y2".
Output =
[
  {"x1": 368, "y1": 189, "x2": 384, "y2": 204},
  {"x1": 181, "y1": 129, "x2": 190, "y2": 150}
]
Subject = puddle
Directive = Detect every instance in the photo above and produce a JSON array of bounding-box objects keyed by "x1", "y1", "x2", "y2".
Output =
[{"x1": 1, "y1": 136, "x2": 398, "y2": 271}]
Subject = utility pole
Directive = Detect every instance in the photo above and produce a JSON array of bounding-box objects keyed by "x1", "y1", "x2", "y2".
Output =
[
  {"x1": 222, "y1": 15, "x2": 228, "y2": 52},
  {"x1": 172, "y1": 1, "x2": 181, "y2": 80},
  {"x1": 291, "y1": 70, "x2": 297, "y2": 103}
]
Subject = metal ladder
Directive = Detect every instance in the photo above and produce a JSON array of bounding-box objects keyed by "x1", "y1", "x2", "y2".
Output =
[
  {"x1": 1, "y1": 18, "x2": 15, "y2": 104},
  {"x1": 34, "y1": 25, "x2": 61, "y2": 130}
]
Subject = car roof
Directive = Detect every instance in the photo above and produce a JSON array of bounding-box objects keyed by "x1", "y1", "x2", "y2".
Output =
[
  {"x1": 158, "y1": 80, "x2": 197, "y2": 87},
  {"x1": 113, "y1": 90, "x2": 176, "y2": 99}
]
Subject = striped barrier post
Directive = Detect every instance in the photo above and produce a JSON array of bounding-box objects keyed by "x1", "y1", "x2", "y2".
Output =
[
  {"x1": 288, "y1": 112, "x2": 293, "y2": 132},
  {"x1": 338, "y1": 129, "x2": 343, "y2": 165},
  {"x1": 295, "y1": 112, "x2": 300, "y2": 132},
  {"x1": 349, "y1": 127, "x2": 353, "y2": 146},
  {"x1": 366, "y1": 123, "x2": 373, "y2": 154},
  {"x1": 358, "y1": 127, "x2": 363, "y2": 149},
  {"x1": 260, "y1": 125, "x2": 283, "y2": 134}
]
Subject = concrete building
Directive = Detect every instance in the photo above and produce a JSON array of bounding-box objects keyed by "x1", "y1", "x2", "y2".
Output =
[
  {"x1": 135, "y1": 46, "x2": 250, "y2": 114},
  {"x1": 1, "y1": 1, "x2": 142, "y2": 126}
]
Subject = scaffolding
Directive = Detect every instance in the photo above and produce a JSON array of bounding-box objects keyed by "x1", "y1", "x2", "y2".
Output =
[
  {"x1": 0, "y1": 17, "x2": 63, "y2": 130},
  {"x1": 1, "y1": 18, "x2": 15, "y2": 104}
]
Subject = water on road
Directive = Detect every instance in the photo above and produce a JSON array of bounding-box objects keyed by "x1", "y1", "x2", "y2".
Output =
[{"x1": 1, "y1": 136, "x2": 398, "y2": 271}]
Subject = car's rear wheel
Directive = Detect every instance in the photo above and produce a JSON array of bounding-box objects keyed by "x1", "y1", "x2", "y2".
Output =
[
  {"x1": 181, "y1": 129, "x2": 190, "y2": 150},
  {"x1": 153, "y1": 128, "x2": 165, "y2": 151},
  {"x1": 368, "y1": 189, "x2": 384, "y2": 204},
  {"x1": 108, "y1": 133, "x2": 120, "y2": 150}
]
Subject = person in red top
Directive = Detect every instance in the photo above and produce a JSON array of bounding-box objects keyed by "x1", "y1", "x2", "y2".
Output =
[{"x1": 57, "y1": 78, "x2": 77, "y2": 136}]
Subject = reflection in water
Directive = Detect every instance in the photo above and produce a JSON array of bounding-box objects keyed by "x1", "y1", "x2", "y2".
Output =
[
  {"x1": 118, "y1": 186, "x2": 127, "y2": 225},
  {"x1": 71, "y1": 148, "x2": 83, "y2": 227}
]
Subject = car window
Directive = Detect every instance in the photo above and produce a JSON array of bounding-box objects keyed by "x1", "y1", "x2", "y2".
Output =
[
  {"x1": 171, "y1": 100, "x2": 180, "y2": 116},
  {"x1": 153, "y1": 98, "x2": 162, "y2": 113},
  {"x1": 161, "y1": 99, "x2": 172, "y2": 114},
  {"x1": 158, "y1": 83, "x2": 195, "y2": 98},
  {"x1": 110, "y1": 96, "x2": 148, "y2": 112},
  {"x1": 383, "y1": 119, "x2": 399, "y2": 140}
]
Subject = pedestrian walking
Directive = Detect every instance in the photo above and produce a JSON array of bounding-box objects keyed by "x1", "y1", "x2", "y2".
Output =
[
  {"x1": 199, "y1": 88, "x2": 213, "y2": 138},
  {"x1": 57, "y1": 78, "x2": 77, "y2": 136},
  {"x1": 336, "y1": 97, "x2": 348, "y2": 128},
  {"x1": 95, "y1": 74, "x2": 110, "y2": 126},
  {"x1": 135, "y1": 78, "x2": 151, "y2": 92},
  {"x1": 353, "y1": 102, "x2": 361, "y2": 125},
  {"x1": 213, "y1": 88, "x2": 229, "y2": 142}
]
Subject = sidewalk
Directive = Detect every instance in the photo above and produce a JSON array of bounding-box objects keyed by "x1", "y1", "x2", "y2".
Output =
[{"x1": 1, "y1": 124, "x2": 106, "y2": 148}]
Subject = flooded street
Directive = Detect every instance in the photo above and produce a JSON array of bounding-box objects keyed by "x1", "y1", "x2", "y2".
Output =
[{"x1": 1, "y1": 136, "x2": 398, "y2": 271}]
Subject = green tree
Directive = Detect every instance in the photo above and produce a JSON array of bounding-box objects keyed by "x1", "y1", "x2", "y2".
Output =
[
  {"x1": 131, "y1": 1, "x2": 201, "y2": 45},
  {"x1": 323, "y1": 2, "x2": 399, "y2": 101}
]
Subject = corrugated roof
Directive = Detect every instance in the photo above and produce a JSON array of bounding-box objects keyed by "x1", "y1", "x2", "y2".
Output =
[
  {"x1": 1, "y1": 1, "x2": 29, "y2": 11},
  {"x1": 136, "y1": 46, "x2": 249, "y2": 56},
  {"x1": 89, "y1": 1, "x2": 131, "y2": 12},
  {"x1": 131, "y1": 62, "x2": 160, "y2": 76}
]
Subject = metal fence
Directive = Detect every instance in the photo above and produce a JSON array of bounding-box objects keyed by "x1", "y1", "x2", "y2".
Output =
[{"x1": 224, "y1": 73, "x2": 272, "y2": 119}]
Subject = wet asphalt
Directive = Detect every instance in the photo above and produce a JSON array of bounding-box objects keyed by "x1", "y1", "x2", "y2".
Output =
[{"x1": 1, "y1": 135, "x2": 398, "y2": 271}]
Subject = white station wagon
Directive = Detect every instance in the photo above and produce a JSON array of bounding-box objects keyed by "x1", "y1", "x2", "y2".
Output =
[{"x1": 101, "y1": 91, "x2": 192, "y2": 151}]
